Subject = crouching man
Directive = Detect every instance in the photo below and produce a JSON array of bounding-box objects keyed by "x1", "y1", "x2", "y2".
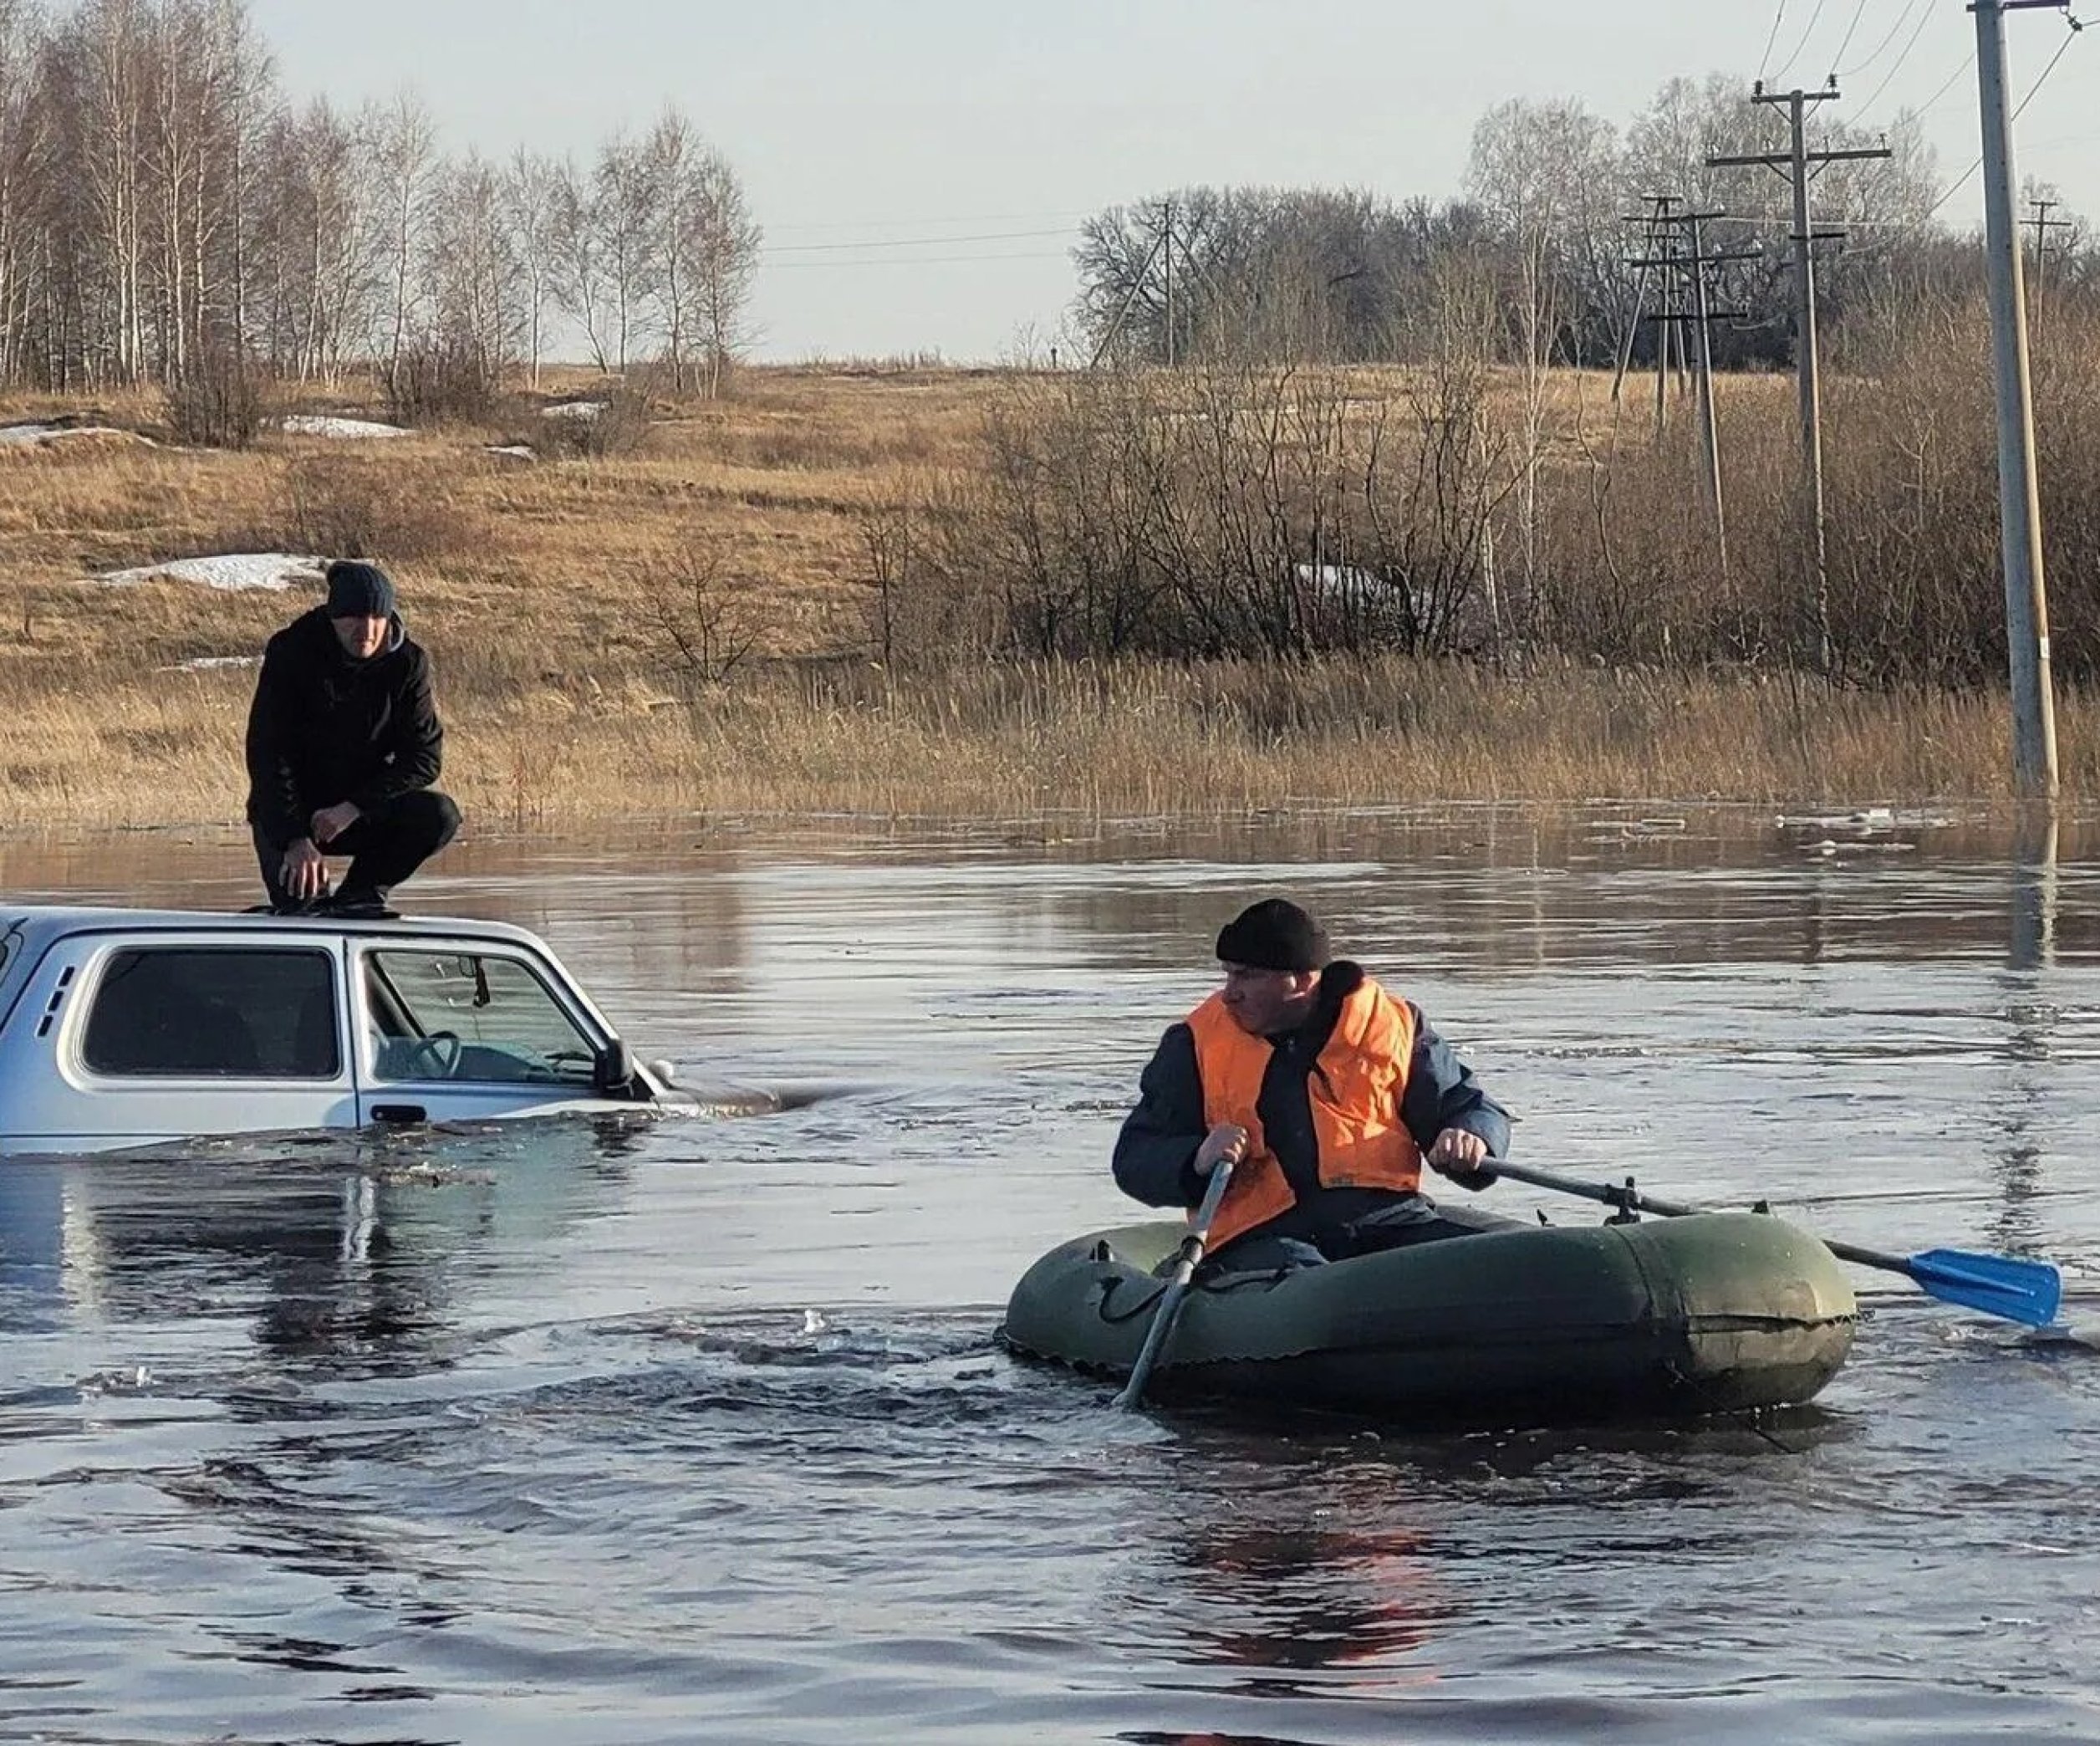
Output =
[{"x1": 243, "y1": 558, "x2": 461, "y2": 916}]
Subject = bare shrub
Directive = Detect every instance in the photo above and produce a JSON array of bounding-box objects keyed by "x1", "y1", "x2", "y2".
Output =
[
  {"x1": 888, "y1": 353, "x2": 1510, "y2": 664},
  {"x1": 281, "y1": 456, "x2": 456, "y2": 563},
  {"x1": 887, "y1": 282, "x2": 2100, "y2": 687},
  {"x1": 645, "y1": 544, "x2": 758, "y2": 686},
  {"x1": 529, "y1": 383, "x2": 655, "y2": 460},
  {"x1": 163, "y1": 348, "x2": 274, "y2": 450},
  {"x1": 385, "y1": 333, "x2": 504, "y2": 427}
]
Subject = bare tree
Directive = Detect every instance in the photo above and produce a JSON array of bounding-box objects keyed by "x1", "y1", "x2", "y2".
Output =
[
  {"x1": 500, "y1": 145, "x2": 559, "y2": 387},
  {"x1": 0, "y1": 0, "x2": 48, "y2": 385},
  {"x1": 682, "y1": 144, "x2": 759, "y2": 396},
  {"x1": 1465, "y1": 97, "x2": 1622, "y2": 610},
  {"x1": 58, "y1": 0, "x2": 151, "y2": 383},
  {"x1": 642, "y1": 107, "x2": 699, "y2": 391},
  {"x1": 549, "y1": 155, "x2": 610, "y2": 371},
  {"x1": 254, "y1": 97, "x2": 377, "y2": 381},
  {"x1": 423, "y1": 151, "x2": 518, "y2": 380},
  {"x1": 365, "y1": 89, "x2": 435, "y2": 395},
  {"x1": 591, "y1": 130, "x2": 660, "y2": 372}
]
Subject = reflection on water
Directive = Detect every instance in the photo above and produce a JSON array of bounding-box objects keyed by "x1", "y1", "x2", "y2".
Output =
[{"x1": 2, "y1": 805, "x2": 2097, "y2": 1744}]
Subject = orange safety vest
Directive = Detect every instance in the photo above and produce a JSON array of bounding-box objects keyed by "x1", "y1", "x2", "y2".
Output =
[{"x1": 1187, "y1": 976, "x2": 1422, "y2": 1250}]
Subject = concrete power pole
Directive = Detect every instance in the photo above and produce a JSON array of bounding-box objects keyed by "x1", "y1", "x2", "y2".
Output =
[
  {"x1": 1976, "y1": 0, "x2": 2062, "y2": 801},
  {"x1": 1710, "y1": 83, "x2": 1888, "y2": 675}
]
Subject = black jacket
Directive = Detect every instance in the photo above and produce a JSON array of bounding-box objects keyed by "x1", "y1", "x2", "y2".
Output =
[
  {"x1": 244, "y1": 606, "x2": 444, "y2": 842},
  {"x1": 1111, "y1": 962, "x2": 1511, "y2": 1235}
]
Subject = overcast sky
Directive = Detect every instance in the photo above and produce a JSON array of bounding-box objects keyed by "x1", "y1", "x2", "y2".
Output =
[{"x1": 247, "y1": 0, "x2": 2099, "y2": 363}]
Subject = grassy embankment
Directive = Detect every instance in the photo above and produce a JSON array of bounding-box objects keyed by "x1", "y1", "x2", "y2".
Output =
[{"x1": 0, "y1": 365, "x2": 2085, "y2": 831}]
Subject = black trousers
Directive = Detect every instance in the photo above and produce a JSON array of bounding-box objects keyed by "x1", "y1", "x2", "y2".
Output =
[
  {"x1": 252, "y1": 789, "x2": 462, "y2": 908},
  {"x1": 1205, "y1": 1192, "x2": 1524, "y2": 1277}
]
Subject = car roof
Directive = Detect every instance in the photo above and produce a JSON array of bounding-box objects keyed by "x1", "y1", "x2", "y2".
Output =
[{"x1": 0, "y1": 904, "x2": 548, "y2": 952}]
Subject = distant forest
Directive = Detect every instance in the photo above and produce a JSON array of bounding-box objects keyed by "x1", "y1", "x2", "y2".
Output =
[
  {"x1": 1070, "y1": 75, "x2": 2092, "y2": 372},
  {"x1": 0, "y1": 0, "x2": 760, "y2": 399}
]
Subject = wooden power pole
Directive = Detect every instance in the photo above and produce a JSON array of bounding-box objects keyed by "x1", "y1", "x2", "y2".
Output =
[
  {"x1": 2026, "y1": 197, "x2": 2072, "y2": 320},
  {"x1": 1637, "y1": 211, "x2": 1759, "y2": 581},
  {"x1": 1710, "y1": 82, "x2": 1888, "y2": 675}
]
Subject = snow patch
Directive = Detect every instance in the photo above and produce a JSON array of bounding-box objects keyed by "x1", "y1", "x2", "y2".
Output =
[
  {"x1": 0, "y1": 421, "x2": 154, "y2": 449},
  {"x1": 91, "y1": 553, "x2": 328, "y2": 593},
  {"x1": 163, "y1": 654, "x2": 261, "y2": 672},
  {"x1": 280, "y1": 413, "x2": 411, "y2": 439},
  {"x1": 542, "y1": 401, "x2": 607, "y2": 421}
]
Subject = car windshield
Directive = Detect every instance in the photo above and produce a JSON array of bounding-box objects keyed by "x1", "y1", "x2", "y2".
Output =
[{"x1": 362, "y1": 947, "x2": 599, "y2": 1085}]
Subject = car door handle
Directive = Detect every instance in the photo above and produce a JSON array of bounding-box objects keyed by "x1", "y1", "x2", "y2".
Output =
[{"x1": 370, "y1": 1103, "x2": 426, "y2": 1125}]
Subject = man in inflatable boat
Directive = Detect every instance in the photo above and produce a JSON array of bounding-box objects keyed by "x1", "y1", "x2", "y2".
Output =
[{"x1": 1113, "y1": 897, "x2": 1514, "y2": 1274}]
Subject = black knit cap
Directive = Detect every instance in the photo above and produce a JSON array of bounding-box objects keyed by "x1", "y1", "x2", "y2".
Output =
[
  {"x1": 1215, "y1": 898, "x2": 1330, "y2": 973},
  {"x1": 325, "y1": 558, "x2": 396, "y2": 620}
]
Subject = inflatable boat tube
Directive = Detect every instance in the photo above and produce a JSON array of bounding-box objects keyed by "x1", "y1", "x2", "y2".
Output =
[{"x1": 1002, "y1": 1210, "x2": 1857, "y2": 1426}]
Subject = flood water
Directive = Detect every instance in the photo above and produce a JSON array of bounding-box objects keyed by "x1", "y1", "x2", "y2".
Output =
[{"x1": 3, "y1": 804, "x2": 2097, "y2": 1744}]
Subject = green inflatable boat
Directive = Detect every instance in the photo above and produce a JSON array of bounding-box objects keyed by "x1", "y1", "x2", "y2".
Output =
[{"x1": 1002, "y1": 1211, "x2": 1858, "y2": 1425}]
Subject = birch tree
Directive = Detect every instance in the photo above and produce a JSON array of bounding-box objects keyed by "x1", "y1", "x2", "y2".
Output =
[
  {"x1": 0, "y1": 0, "x2": 48, "y2": 385},
  {"x1": 500, "y1": 145, "x2": 559, "y2": 386},
  {"x1": 365, "y1": 89, "x2": 435, "y2": 394},
  {"x1": 590, "y1": 130, "x2": 660, "y2": 372},
  {"x1": 683, "y1": 146, "x2": 759, "y2": 396}
]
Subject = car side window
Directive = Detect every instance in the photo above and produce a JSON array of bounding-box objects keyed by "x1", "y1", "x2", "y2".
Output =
[
  {"x1": 82, "y1": 947, "x2": 339, "y2": 1079},
  {"x1": 362, "y1": 948, "x2": 597, "y2": 1085}
]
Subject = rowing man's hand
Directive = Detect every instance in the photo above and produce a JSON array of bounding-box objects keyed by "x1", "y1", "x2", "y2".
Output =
[
  {"x1": 1427, "y1": 1127, "x2": 1496, "y2": 1183},
  {"x1": 1193, "y1": 1123, "x2": 1248, "y2": 1177}
]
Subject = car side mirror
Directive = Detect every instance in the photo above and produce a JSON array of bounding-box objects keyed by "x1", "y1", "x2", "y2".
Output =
[{"x1": 593, "y1": 1038, "x2": 638, "y2": 1098}]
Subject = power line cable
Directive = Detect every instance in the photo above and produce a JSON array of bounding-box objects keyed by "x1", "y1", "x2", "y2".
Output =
[
  {"x1": 762, "y1": 250, "x2": 1071, "y2": 271},
  {"x1": 1770, "y1": 0, "x2": 1833, "y2": 83},
  {"x1": 762, "y1": 226, "x2": 1073, "y2": 256},
  {"x1": 1838, "y1": 0, "x2": 1928, "y2": 78},
  {"x1": 1757, "y1": 0, "x2": 1791, "y2": 81},
  {"x1": 1901, "y1": 48, "x2": 1980, "y2": 121},
  {"x1": 1922, "y1": 17, "x2": 2083, "y2": 219},
  {"x1": 1826, "y1": 0, "x2": 1876, "y2": 74},
  {"x1": 764, "y1": 208, "x2": 1088, "y2": 237},
  {"x1": 1842, "y1": 17, "x2": 2084, "y2": 257},
  {"x1": 1852, "y1": 2, "x2": 1939, "y2": 113}
]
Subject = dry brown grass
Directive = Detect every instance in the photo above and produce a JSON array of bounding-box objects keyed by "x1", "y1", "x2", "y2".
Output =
[{"x1": 0, "y1": 363, "x2": 2082, "y2": 830}]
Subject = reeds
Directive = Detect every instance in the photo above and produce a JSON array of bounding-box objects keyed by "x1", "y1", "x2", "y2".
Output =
[{"x1": 3, "y1": 648, "x2": 2085, "y2": 830}]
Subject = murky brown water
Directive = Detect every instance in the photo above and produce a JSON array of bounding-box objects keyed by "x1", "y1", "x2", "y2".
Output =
[{"x1": 3, "y1": 805, "x2": 2097, "y2": 1743}]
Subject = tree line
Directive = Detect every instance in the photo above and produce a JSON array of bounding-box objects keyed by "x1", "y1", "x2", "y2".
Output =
[
  {"x1": 1072, "y1": 74, "x2": 2092, "y2": 372},
  {"x1": 884, "y1": 74, "x2": 2100, "y2": 691},
  {"x1": 0, "y1": 0, "x2": 760, "y2": 399}
]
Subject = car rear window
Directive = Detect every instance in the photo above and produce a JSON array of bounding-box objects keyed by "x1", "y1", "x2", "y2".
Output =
[{"x1": 82, "y1": 947, "x2": 339, "y2": 1078}]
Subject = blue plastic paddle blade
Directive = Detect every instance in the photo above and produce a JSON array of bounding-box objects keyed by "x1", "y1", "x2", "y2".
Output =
[{"x1": 1909, "y1": 1248, "x2": 2062, "y2": 1327}]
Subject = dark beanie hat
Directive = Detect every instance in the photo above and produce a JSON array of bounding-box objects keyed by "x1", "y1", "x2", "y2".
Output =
[
  {"x1": 1215, "y1": 898, "x2": 1330, "y2": 973},
  {"x1": 325, "y1": 558, "x2": 396, "y2": 620}
]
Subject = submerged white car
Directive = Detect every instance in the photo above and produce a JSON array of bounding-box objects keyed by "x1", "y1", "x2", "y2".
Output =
[{"x1": 0, "y1": 905, "x2": 686, "y2": 1157}]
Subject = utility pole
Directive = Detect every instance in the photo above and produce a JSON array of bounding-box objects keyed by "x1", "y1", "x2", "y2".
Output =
[
  {"x1": 1162, "y1": 201, "x2": 1175, "y2": 370},
  {"x1": 1976, "y1": 0, "x2": 2062, "y2": 801},
  {"x1": 2025, "y1": 196, "x2": 2072, "y2": 315},
  {"x1": 1651, "y1": 204, "x2": 1674, "y2": 437},
  {"x1": 1613, "y1": 194, "x2": 1679, "y2": 406},
  {"x1": 1638, "y1": 212, "x2": 1760, "y2": 581},
  {"x1": 1087, "y1": 227, "x2": 1168, "y2": 369},
  {"x1": 1710, "y1": 82, "x2": 1888, "y2": 675}
]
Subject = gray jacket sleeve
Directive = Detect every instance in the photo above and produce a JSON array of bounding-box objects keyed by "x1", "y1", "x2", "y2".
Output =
[
  {"x1": 1111, "y1": 1022, "x2": 1206, "y2": 1210},
  {"x1": 1400, "y1": 1003, "x2": 1512, "y2": 1186}
]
